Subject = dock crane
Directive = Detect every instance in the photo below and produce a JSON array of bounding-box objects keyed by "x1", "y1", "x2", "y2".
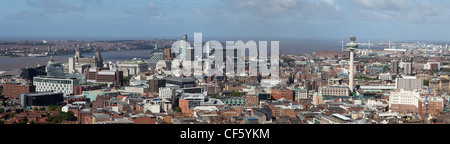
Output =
[{"x1": 425, "y1": 68, "x2": 441, "y2": 124}]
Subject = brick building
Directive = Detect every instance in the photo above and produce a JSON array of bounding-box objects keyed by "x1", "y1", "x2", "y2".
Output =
[
  {"x1": 271, "y1": 88, "x2": 294, "y2": 101},
  {"x1": 268, "y1": 105, "x2": 297, "y2": 118},
  {"x1": 389, "y1": 89, "x2": 443, "y2": 119},
  {"x1": 179, "y1": 98, "x2": 192, "y2": 114},
  {"x1": 66, "y1": 97, "x2": 90, "y2": 105},
  {"x1": 92, "y1": 113, "x2": 111, "y2": 124},
  {"x1": 130, "y1": 114, "x2": 157, "y2": 124},
  {"x1": 3, "y1": 83, "x2": 35, "y2": 99},
  {"x1": 244, "y1": 95, "x2": 259, "y2": 108},
  {"x1": 74, "y1": 85, "x2": 102, "y2": 95},
  {"x1": 418, "y1": 99, "x2": 444, "y2": 118},
  {"x1": 86, "y1": 68, "x2": 123, "y2": 86},
  {"x1": 296, "y1": 73, "x2": 321, "y2": 81},
  {"x1": 164, "y1": 48, "x2": 175, "y2": 60}
]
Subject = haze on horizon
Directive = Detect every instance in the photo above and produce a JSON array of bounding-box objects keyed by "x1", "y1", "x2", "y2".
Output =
[{"x1": 1, "y1": 0, "x2": 450, "y2": 41}]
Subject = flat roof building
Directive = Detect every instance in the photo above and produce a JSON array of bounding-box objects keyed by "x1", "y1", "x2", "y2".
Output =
[
  {"x1": 19, "y1": 92, "x2": 64, "y2": 107},
  {"x1": 164, "y1": 76, "x2": 195, "y2": 88},
  {"x1": 33, "y1": 76, "x2": 79, "y2": 96}
]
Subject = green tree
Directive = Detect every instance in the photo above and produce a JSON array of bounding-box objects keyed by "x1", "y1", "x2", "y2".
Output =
[
  {"x1": 48, "y1": 105, "x2": 57, "y2": 111},
  {"x1": 173, "y1": 106, "x2": 181, "y2": 112},
  {"x1": 209, "y1": 94, "x2": 219, "y2": 98},
  {"x1": 423, "y1": 80, "x2": 430, "y2": 86},
  {"x1": 232, "y1": 91, "x2": 246, "y2": 97},
  {"x1": 19, "y1": 117, "x2": 28, "y2": 124},
  {"x1": 56, "y1": 105, "x2": 63, "y2": 112},
  {"x1": 1, "y1": 101, "x2": 6, "y2": 107},
  {"x1": 384, "y1": 66, "x2": 390, "y2": 71},
  {"x1": 0, "y1": 108, "x2": 4, "y2": 113},
  {"x1": 51, "y1": 111, "x2": 75, "y2": 123}
]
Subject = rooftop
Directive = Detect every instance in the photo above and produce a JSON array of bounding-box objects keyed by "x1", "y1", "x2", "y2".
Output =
[
  {"x1": 164, "y1": 76, "x2": 196, "y2": 82},
  {"x1": 98, "y1": 70, "x2": 116, "y2": 75},
  {"x1": 22, "y1": 92, "x2": 63, "y2": 97},
  {"x1": 96, "y1": 118, "x2": 135, "y2": 124},
  {"x1": 92, "y1": 113, "x2": 110, "y2": 119},
  {"x1": 181, "y1": 93, "x2": 206, "y2": 100}
]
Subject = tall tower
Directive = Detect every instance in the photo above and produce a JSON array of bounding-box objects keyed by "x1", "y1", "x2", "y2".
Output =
[
  {"x1": 47, "y1": 44, "x2": 52, "y2": 55},
  {"x1": 346, "y1": 36, "x2": 358, "y2": 92},
  {"x1": 179, "y1": 34, "x2": 188, "y2": 61},
  {"x1": 392, "y1": 60, "x2": 399, "y2": 74},
  {"x1": 75, "y1": 45, "x2": 82, "y2": 58},
  {"x1": 94, "y1": 46, "x2": 103, "y2": 67}
]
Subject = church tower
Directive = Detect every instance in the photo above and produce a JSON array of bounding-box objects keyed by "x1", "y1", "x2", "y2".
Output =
[
  {"x1": 75, "y1": 45, "x2": 82, "y2": 58},
  {"x1": 94, "y1": 46, "x2": 103, "y2": 68}
]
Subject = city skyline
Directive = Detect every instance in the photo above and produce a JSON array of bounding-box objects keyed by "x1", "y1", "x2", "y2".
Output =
[{"x1": 1, "y1": 0, "x2": 450, "y2": 41}]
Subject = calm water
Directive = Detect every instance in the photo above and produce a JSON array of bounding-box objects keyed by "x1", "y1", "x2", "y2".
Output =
[
  {"x1": 0, "y1": 39, "x2": 382, "y2": 75},
  {"x1": 0, "y1": 49, "x2": 152, "y2": 75}
]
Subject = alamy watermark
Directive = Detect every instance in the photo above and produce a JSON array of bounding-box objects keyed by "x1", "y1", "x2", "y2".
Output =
[{"x1": 169, "y1": 33, "x2": 279, "y2": 79}]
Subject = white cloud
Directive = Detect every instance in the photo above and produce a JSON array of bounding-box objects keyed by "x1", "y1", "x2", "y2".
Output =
[
  {"x1": 121, "y1": 2, "x2": 167, "y2": 20},
  {"x1": 10, "y1": 0, "x2": 105, "y2": 20},
  {"x1": 221, "y1": 0, "x2": 342, "y2": 19},
  {"x1": 349, "y1": 0, "x2": 446, "y2": 23}
]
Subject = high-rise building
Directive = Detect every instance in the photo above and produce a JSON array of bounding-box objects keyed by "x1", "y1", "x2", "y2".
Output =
[
  {"x1": 179, "y1": 33, "x2": 188, "y2": 61},
  {"x1": 404, "y1": 62, "x2": 413, "y2": 75},
  {"x1": 164, "y1": 48, "x2": 175, "y2": 60},
  {"x1": 395, "y1": 76, "x2": 422, "y2": 90},
  {"x1": 148, "y1": 50, "x2": 164, "y2": 68},
  {"x1": 149, "y1": 79, "x2": 166, "y2": 93},
  {"x1": 312, "y1": 92, "x2": 324, "y2": 106},
  {"x1": 392, "y1": 60, "x2": 399, "y2": 74}
]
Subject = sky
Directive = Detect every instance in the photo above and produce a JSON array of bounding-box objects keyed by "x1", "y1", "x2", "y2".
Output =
[{"x1": 1, "y1": 0, "x2": 450, "y2": 41}]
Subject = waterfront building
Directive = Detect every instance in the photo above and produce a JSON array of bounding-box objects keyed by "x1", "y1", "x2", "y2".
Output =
[
  {"x1": 33, "y1": 76, "x2": 78, "y2": 96},
  {"x1": 69, "y1": 45, "x2": 104, "y2": 74}
]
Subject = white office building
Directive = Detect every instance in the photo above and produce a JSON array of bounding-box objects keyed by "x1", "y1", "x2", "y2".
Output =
[
  {"x1": 159, "y1": 87, "x2": 175, "y2": 99},
  {"x1": 33, "y1": 76, "x2": 79, "y2": 96},
  {"x1": 318, "y1": 85, "x2": 350, "y2": 96},
  {"x1": 395, "y1": 76, "x2": 422, "y2": 90},
  {"x1": 142, "y1": 98, "x2": 172, "y2": 113}
]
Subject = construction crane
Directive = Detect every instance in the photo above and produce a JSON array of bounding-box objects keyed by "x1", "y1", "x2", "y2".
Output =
[{"x1": 425, "y1": 68, "x2": 442, "y2": 124}]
